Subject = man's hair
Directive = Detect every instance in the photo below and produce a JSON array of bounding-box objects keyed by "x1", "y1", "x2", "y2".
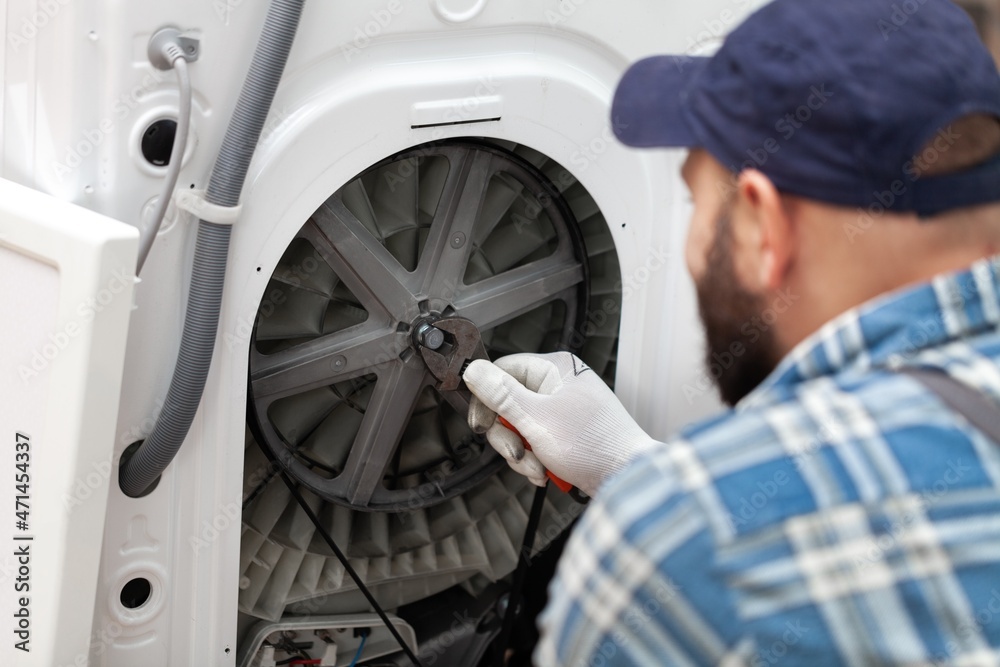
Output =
[{"x1": 918, "y1": 113, "x2": 1000, "y2": 176}]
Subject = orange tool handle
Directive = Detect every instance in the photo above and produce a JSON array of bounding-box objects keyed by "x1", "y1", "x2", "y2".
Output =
[{"x1": 498, "y1": 416, "x2": 574, "y2": 493}]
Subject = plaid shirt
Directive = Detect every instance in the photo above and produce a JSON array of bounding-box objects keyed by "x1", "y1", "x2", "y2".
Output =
[{"x1": 537, "y1": 256, "x2": 1000, "y2": 666}]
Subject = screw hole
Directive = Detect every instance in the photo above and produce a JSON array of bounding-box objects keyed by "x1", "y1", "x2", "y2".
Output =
[
  {"x1": 120, "y1": 577, "x2": 151, "y2": 609},
  {"x1": 256, "y1": 267, "x2": 262, "y2": 272}
]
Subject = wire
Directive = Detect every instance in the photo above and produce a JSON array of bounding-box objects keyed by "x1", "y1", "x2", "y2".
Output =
[
  {"x1": 348, "y1": 631, "x2": 369, "y2": 667},
  {"x1": 136, "y1": 49, "x2": 192, "y2": 273},
  {"x1": 248, "y1": 412, "x2": 424, "y2": 667},
  {"x1": 493, "y1": 482, "x2": 548, "y2": 667},
  {"x1": 274, "y1": 638, "x2": 312, "y2": 665},
  {"x1": 279, "y1": 473, "x2": 421, "y2": 665}
]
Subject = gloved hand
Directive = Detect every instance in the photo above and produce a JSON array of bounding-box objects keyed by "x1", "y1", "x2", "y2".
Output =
[{"x1": 464, "y1": 352, "x2": 661, "y2": 497}]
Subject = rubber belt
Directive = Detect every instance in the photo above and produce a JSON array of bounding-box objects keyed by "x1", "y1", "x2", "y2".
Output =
[
  {"x1": 494, "y1": 482, "x2": 549, "y2": 667},
  {"x1": 247, "y1": 407, "x2": 424, "y2": 667}
]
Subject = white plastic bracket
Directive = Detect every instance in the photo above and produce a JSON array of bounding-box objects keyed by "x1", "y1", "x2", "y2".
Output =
[{"x1": 175, "y1": 189, "x2": 242, "y2": 225}]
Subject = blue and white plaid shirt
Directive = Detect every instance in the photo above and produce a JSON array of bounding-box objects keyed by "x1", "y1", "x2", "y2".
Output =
[{"x1": 537, "y1": 256, "x2": 1000, "y2": 666}]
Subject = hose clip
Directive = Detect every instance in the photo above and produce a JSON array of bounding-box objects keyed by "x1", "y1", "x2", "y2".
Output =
[{"x1": 175, "y1": 189, "x2": 242, "y2": 226}]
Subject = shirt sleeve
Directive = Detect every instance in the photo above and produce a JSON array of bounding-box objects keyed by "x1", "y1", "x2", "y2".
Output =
[{"x1": 535, "y1": 445, "x2": 745, "y2": 666}]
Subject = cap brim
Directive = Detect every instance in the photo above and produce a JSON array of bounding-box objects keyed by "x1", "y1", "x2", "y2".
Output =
[{"x1": 611, "y1": 55, "x2": 709, "y2": 148}]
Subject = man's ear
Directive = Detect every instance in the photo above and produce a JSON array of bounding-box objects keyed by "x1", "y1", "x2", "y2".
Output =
[{"x1": 735, "y1": 169, "x2": 795, "y2": 291}]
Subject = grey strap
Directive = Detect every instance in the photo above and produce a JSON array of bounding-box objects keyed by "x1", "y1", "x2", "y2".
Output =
[{"x1": 900, "y1": 368, "x2": 1000, "y2": 444}]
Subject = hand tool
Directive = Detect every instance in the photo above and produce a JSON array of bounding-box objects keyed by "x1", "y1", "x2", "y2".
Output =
[{"x1": 416, "y1": 317, "x2": 575, "y2": 493}]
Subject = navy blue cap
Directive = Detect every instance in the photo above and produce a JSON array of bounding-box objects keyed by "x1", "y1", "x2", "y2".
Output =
[{"x1": 612, "y1": 0, "x2": 1000, "y2": 217}]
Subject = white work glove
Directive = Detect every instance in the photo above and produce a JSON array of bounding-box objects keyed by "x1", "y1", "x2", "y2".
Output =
[{"x1": 464, "y1": 352, "x2": 660, "y2": 498}]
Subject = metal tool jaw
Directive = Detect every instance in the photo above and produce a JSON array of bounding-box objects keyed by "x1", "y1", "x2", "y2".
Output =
[
  {"x1": 417, "y1": 317, "x2": 489, "y2": 391},
  {"x1": 417, "y1": 316, "x2": 586, "y2": 500}
]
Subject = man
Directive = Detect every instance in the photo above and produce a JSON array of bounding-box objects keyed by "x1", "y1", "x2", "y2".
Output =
[
  {"x1": 959, "y1": 0, "x2": 1000, "y2": 66},
  {"x1": 464, "y1": 0, "x2": 1000, "y2": 664}
]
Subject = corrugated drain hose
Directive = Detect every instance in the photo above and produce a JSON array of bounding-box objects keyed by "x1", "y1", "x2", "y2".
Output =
[{"x1": 119, "y1": 0, "x2": 307, "y2": 497}]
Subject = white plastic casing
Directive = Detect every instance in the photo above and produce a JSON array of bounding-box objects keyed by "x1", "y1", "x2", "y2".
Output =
[
  {"x1": 0, "y1": 179, "x2": 137, "y2": 666},
  {"x1": 0, "y1": 0, "x2": 759, "y2": 664}
]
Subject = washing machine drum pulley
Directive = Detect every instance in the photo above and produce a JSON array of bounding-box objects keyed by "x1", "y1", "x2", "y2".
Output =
[
  {"x1": 248, "y1": 140, "x2": 591, "y2": 512},
  {"x1": 239, "y1": 139, "x2": 622, "y2": 622}
]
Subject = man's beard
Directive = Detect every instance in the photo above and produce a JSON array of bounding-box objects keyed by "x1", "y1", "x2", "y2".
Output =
[{"x1": 694, "y1": 209, "x2": 782, "y2": 407}]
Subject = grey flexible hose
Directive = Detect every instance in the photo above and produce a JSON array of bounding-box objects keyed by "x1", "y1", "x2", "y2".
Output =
[
  {"x1": 120, "y1": 0, "x2": 307, "y2": 497},
  {"x1": 136, "y1": 48, "x2": 191, "y2": 274}
]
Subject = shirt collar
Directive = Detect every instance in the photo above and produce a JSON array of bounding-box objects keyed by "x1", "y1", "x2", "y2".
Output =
[{"x1": 740, "y1": 255, "x2": 1000, "y2": 411}]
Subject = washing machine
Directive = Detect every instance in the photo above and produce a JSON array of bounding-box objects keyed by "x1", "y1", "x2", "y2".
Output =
[{"x1": 0, "y1": 0, "x2": 754, "y2": 664}]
